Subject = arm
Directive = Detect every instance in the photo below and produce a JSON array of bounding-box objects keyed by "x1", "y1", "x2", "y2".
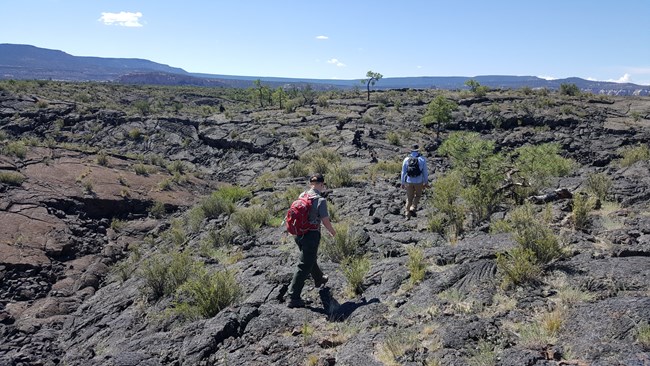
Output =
[
  {"x1": 400, "y1": 158, "x2": 408, "y2": 188},
  {"x1": 321, "y1": 217, "x2": 336, "y2": 237},
  {"x1": 317, "y1": 198, "x2": 336, "y2": 237},
  {"x1": 421, "y1": 157, "x2": 429, "y2": 187}
]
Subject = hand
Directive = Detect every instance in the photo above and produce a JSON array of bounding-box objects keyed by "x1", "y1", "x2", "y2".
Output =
[{"x1": 400, "y1": 184, "x2": 405, "y2": 189}]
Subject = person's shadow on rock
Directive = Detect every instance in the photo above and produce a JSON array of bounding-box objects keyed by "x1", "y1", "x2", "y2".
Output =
[{"x1": 306, "y1": 287, "x2": 379, "y2": 322}]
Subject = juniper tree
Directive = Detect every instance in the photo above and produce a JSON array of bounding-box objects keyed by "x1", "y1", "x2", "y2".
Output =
[
  {"x1": 272, "y1": 87, "x2": 286, "y2": 110},
  {"x1": 421, "y1": 94, "x2": 457, "y2": 139},
  {"x1": 362, "y1": 71, "x2": 383, "y2": 101}
]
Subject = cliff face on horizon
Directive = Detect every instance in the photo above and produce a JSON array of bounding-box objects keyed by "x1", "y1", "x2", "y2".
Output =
[
  {"x1": 1, "y1": 43, "x2": 649, "y2": 96},
  {"x1": 1, "y1": 80, "x2": 650, "y2": 366}
]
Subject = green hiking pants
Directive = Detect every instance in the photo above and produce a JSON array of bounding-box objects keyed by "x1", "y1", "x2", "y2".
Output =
[{"x1": 288, "y1": 230, "x2": 324, "y2": 301}]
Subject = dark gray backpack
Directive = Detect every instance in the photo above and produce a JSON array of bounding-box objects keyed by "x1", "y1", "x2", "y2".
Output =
[{"x1": 406, "y1": 156, "x2": 422, "y2": 177}]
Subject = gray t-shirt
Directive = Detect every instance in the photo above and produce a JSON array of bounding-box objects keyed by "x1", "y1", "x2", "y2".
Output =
[{"x1": 299, "y1": 188, "x2": 329, "y2": 228}]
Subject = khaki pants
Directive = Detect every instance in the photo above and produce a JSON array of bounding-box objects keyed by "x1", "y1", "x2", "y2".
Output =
[{"x1": 405, "y1": 183, "x2": 424, "y2": 215}]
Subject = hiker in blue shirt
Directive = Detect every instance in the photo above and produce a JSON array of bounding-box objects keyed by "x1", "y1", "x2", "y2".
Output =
[{"x1": 400, "y1": 144, "x2": 429, "y2": 219}]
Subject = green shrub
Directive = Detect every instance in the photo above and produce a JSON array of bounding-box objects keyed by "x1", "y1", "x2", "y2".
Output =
[
  {"x1": 559, "y1": 83, "x2": 580, "y2": 96},
  {"x1": 287, "y1": 160, "x2": 309, "y2": 178},
  {"x1": 174, "y1": 268, "x2": 241, "y2": 319},
  {"x1": 342, "y1": 256, "x2": 370, "y2": 296},
  {"x1": 572, "y1": 192, "x2": 593, "y2": 230},
  {"x1": 82, "y1": 180, "x2": 93, "y2": 194},
  {"x1": 140, "y1": 251, "x2": 194, "y2": 300},
  {"x1": 96, "y1": 152, "x2": 109, "y2": 166},
  {"x1": 421, "y1": 94, "x2": 457, "y2": 138},
  {"x1": 186, "y1": 206, "x2": 206, "y2": 233},
  {"x1": 231, "y1": 206, "x2": 269, "y2": 235},
  {"x1": 202, "y1": 225, "x2": 235, "y2": 249},
  {"x1": 214, "y1": 185, "x2": 252, "y2": 203},
  {"x1": 167, "y1": 160, "x2": 186, "y2": 175},
  {"x1": 441, "y1": 133, "x2": 506, "y2": 225},
  {"x1": 321, "y1": 222, "x2": 364, "y2": 263},
  {"x1": 429, "y1": 172, "x2": 466, "y2": 236},
  {"x1": 148, "y1": 154, "x2": 166, "y2": 168},
  {"x1": 162, "y1": 219, "x2": 187, "y2": 246},
  {"x1": 201, "y1": 195, "x2": 234, "y2": 218},
  {"x1": 328, "y1": 164, "x2": 353, "y2": 188},
  {"x1": 133, "y1": 163, "x2": 149, "y2": 176},
  {"x1": 300, "y1": 127, "x2": 318, "y2": 143},
  {"x1": 386, "y1": 131, "x2": 401, "y2": 146},
  {"x1": 127, "y1": 128, "x2": 142, "y2": 140},
  {"x1": 509, "y1": 204, "x2": 562, "y2": 264},
  {"x1": 439, "y1": 132, "x2": 496, "y2": 177},
  {"x1": 496, "y1": 247, "x2": 541, "y2": 289},
  {"x1": 4, "y1": 141, "x2": 27, "y2": 158},
  {"x1": 300, "y1": 148, "x2": 341, "y2": 174},
  {"x1": 461, "y1": 174, "x2": 503, "y2": 225},
  {"x1": 308, "y1": 157, "x2": 330, "y2": 175},
  {"x1": 317, "y1": 94, "x2": 329, "y2": 107},
  {"x1": 113, "y1": 259, "x2": 136, "y2": 283},
  {"x1": 406, "y1": 246, "x2": 426, "y2": 284},
  {"x1": 426, "y1": 211, "x2": 447, "y2": 234},
  {"x1": 284, "y1": 98, "x2": 299, "y2": 113},
  {"x1": 110, "y1": 218, "x2": 125, "y2": 231},
  {"x1": 201, "y1": 186, "x2": 252, "y2": 219},
  {"x1": 619, "y1": 144, "x2": 650, "y2": 167},
  {"x1": 513, "y1": 143, "x2": 573, "y2": 195},
  {"x1": 149, "y1": 201, "x2": 166, "y2": 218},
  {"x1": 0, "y1": 171, "x2": 25, "y2": 186},
  {"x1": 489, "y1": 219, "x2": 512, "y2": 234},
  {"x1": 377, "y1": 330, "x2": 417, "y2": 365},
  {"x1": 366, "y1": 159, "x2": 402, "y2": 180},
  {"x1": 637, "y1": 321, "x2": 650, "y2": 350},
  {"x1": 585, "y1": 172, "x2": 612, "y2": 201},
  {"x1": 466, "y1": 340, "x2": 497, "y2": 366},
  {"x1": 133, "y1": 100, "x2": 151, "y2": 115},
  {"x1": 255, "y1": 171, "x2": 277, "y2": 189},
  {"x1": 158, "y1": 178, "x2": 173, "y2": 191}
]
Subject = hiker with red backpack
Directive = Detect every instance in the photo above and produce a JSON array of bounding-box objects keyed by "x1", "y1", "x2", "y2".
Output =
[
  {"x1": 285, "y1": 173, "x2": 336, "y2": 308},
  {"x1": 401, "y1": 144, "x2": 429, "y2": 219}
]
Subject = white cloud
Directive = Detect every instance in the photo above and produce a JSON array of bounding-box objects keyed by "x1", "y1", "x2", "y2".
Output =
[
  {"x1": 327, "y1": 58, "x2": 346, "y2": 67},
  {"x1": 538, "y1": 75, "x2": 558, "y2": 81},
  {"x1": 607, "y1": 73, "x2": 631, "y2": 83},
  {"x1": 99, "y1": 12, "x2": 143, "y2": 27},
  {"x1": 316, "y1": 35, "x2": 329, "y2": 40}
]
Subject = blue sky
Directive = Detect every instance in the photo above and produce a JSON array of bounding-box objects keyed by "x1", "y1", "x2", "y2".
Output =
[{"x1": 2, "y1": 0, "x2": 650, "y2": 85}]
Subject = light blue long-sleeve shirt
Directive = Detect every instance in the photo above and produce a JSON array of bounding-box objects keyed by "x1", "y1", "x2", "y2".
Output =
[{"x1": 401, "y1": 151, "x2": 428, "y2": 185}]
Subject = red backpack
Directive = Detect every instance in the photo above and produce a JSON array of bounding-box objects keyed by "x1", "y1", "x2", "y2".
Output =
[{"x1": 285, "y1": 194, "x2": 320, "y2": 235}]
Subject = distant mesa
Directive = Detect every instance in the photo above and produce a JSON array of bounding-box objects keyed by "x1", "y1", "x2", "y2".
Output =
[{"x1": 1, "y1": 43, "x2": 648, "y2": 95}]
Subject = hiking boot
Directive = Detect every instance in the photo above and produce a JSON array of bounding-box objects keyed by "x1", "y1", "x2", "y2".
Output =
[
  {"x1": 405, "y1": 210, "x2": 412, "y2": 220},
  {"x1": 314, "y1": 275, "x2": 329, "y2": 288},
  {"x1": 409, "y1": 209, "x2": 417, "y2": 218},
  {"x1": 287, "y1": 298, "x2": 305, "y2": 308}
]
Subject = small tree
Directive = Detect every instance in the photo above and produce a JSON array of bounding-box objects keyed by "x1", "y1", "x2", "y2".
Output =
[
  {"x1": 559, "y1": 83, "x2": 580, "y2": 96},
  {"x1": 361, "y1": 71, "x2": 383, "y2": 101},
  {"x1": 272, "y1": 87, "x2": 286, "y2": 110},
  {"x1": 300, "y1": 84, "x2": 316, "y2": 106},
  {"x1": 421, "y1": 94, "x2": 457, "y2": 138},
  {"x1": 464, "y1": 79, "x2": 488, "y2": 97},
  {"x1": 253, "y1": 79, "x2": 267, "y2": 107}
]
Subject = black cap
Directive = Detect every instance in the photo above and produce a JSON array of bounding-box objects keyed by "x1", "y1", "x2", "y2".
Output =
[
  {"x1": 412, "y1": 144, "x2": 419, "y2": 150},
  {"x1": 309, "y1": 173, "x2": 325, "y2": 183}
]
